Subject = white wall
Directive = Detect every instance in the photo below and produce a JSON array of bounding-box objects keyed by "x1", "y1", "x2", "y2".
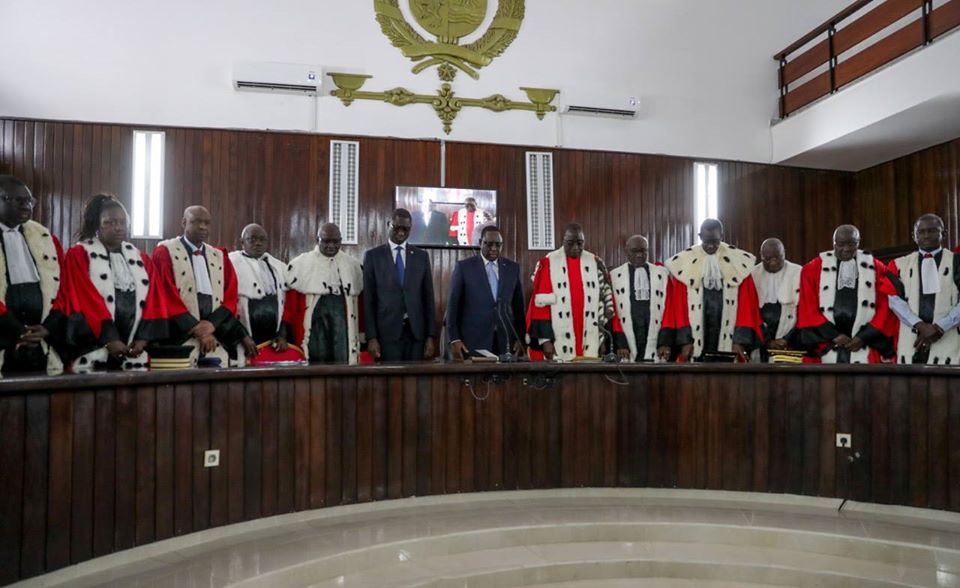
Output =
[{"x1": 0, "y1": 0, "x2": 847, "y2": 164}]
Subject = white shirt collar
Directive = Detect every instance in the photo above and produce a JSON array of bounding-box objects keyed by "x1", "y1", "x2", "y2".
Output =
[
  {"x1": 182, "y1": 236, "x2": 204, "y2": 252},
  {"x1": 919, "y1": 247, "x2": 943, "y2": 256},
  {"x1": 388, "y1": 238, "x2": 405, "y2": 251},
  {"x1": 0, "y1": 221, "x2": 21, "y2": 232}
]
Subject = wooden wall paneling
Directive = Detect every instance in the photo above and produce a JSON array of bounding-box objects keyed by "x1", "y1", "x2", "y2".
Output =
[
  {"x1": 488, "y1": 376, "x2": 505, "y2": 492},
  {"x1": 6, "y1": 367, "x2": 960, "y2": 585},
  {"x1": 293, "y1": 378, "x2": 312, "y2": 511},
  {"x1": 371, "y1": 377, "x2": 389, "y2": 501},
  {"x1": 190, "y1": 383, "x2": 211, "y2": 532},
  {"x1": 926, "y1": 377, "x2": 949, "y2": 510},
  {"x1": 339, "y1": 377, "x2": 358, "y2": 505},
  {"x1": 173, "y1": 383, "x2": 194, "y2": 535},
  {"x1": 751, "y1": 374, "x2": 771, "y2": 493},
  {"x1": 114, "y1": 387, "x2": 137, "y2": 551},
  {"x1": 950, "y1": 381, "x2": 960, "y2": 511},
  {"x1": 387, "y1": 376, "x2": 405, "y2": 499},
  {"x1": 276, "y1": 379, "x2": 296, "y2": 513},
  {"x1": 45, "y1": 392, "x2": 73, "y2": 571},
  {"x1": 415, "y1": 375, "x2": 433, "y2": 497},
  {"x1": 817, "y1": 375, "x2": 837, "y2": 498},
  {"x1": 308, "y1": 377, "x2": 327, "y2": 509},
  {"x1": 0, "y1": 395, "x2": 25, "y2": 585},
  {"x1": 887, "y1": 376, "x2": 911, "y2": 505},
  {"x1": 735, "y1": 374, "x2": 755, "y2": 493},
  {"x1": 517, "y1": 379, "x2": 534, "y2": 490},
  {"x1": 92, "y1": 390, "x2": 117, "y2": 557},
  {"x1": 706, "y1": 374, "x2": 725, "y2": 491},
  {"x1": 472, "y1": 381, "x2": 490, "y2": 493},
  {"x1": 226, "y1": 380, "x2": 247, "y2": 524},
  {"x1": 20, "y1": 394, "x2": 50, "y2": 576},
  {"x1": 355, "y1": 377, "x2": 374, "y2": 503},
  {"x1": 259, "y1": 379, "x2": 279, "y2": 515},
  {"x1": 444, "y1": 377, "x2": 462, "y2": 493},
  {"x1": 401, "y1": 376, "x2": 418, "y2": 498},
  {"x1": 428, "y1": 379, "x2": 450, "y2": 494},
  {"x1": 908, "y1": 377, "x2": 929, "y2": 508},
  {"x1": 869, "y1": 375, "x2": 891, "y2": 505},
  {"x1": 155, "y1": 384, "x2": 176, "y2": 540},
  {"x1": 135, "y1": 386, "x2": 157, "y2": 545},
  {"x1": 459, "y1": 380, "x2": 476, "y2": 493},
  {"x1": 850, "y1": 376, "x2": 873, "y2": 503},
  {"x1": 208, "y1": 382, "x2": 230, "y2": 528},
  {"x1": 243, "y1": 379, "x2": 263, "y2": 520},
  {"x1": 834, "y1": 375, "x2": 857, "y2": 502}
]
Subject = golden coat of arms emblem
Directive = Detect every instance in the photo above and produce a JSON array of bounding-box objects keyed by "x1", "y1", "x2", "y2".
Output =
[{"x1": 374, "y1": 0, "x2": 525, "y2": 80}]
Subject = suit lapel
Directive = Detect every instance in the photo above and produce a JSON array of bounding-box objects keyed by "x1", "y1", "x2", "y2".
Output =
[{"x1": 496, "y1": 258, "x2": 507, "y2": 301}]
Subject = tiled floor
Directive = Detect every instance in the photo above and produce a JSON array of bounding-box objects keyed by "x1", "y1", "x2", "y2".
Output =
[{"x1": 16, "y1": 489, "x2": 960, "y2": 587}]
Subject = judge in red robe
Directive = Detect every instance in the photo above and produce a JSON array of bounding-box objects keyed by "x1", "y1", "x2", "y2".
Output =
[
  {"x1": 448, "y1": 197, "x2": 488, "y2": 246},
  {"x1": 526, "y1": 223, "x2": 629, "y2": 361},
  {"x1": 141, "y1": 205, "x2": 255, "y2": 366},
  {"x1": 0, "y1": 175, "x2": 66, "y2": 374},
  {"x1": 58, "y1": 195, "x2": 153, "y2": 371},
  {"x1": 659, "y1": 219, "x2": 763, "y2": 362},
  {"x1": 795, "y1": 224, "x2": 896, "y2": 363}
]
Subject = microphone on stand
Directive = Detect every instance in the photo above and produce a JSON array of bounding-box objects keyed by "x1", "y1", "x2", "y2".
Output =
[{"x1": 496, "y1": 299, "x2": 528, "y2": 363}]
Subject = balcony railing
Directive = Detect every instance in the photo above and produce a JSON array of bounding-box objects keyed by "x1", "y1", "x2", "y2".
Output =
[{"x1": 775, "y1": 0, "x2": 960, "y2": 118}]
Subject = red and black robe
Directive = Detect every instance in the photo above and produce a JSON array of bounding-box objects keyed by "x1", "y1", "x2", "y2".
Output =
[
  {"x1": 795, "y1": 251, "x2": 896, "y2": 363},
  {"x1": 58, "y1": 240, "x2": 153, "y2": 370}
]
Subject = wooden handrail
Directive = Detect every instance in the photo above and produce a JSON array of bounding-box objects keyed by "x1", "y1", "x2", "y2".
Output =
[
  {"x1": 774, "y1": 0, "x2": 876, "y2": 59},
  {"x1": 775, "y1": 0, "x2": 960, "y2": 117}
]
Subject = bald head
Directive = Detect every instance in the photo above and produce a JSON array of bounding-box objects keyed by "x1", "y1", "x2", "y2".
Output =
[
  {"x1": 832, "y1": 224, "x2": 860, "y2": 262},
  {"x1": 240, "y1": 223, "x2": 268, "y2": 257},
  {"x1": 625, "y1": 234, "x2": 649, "y2": 267},
  {"x1": 759, "y1": 238, "x2": 785, "y2": 273},
  {"x1": 318, "y1": 222, "x2": 342, "y2": 258},
  {"x1": 182, "y1": 205, "x2": 212, "y2": 244}
]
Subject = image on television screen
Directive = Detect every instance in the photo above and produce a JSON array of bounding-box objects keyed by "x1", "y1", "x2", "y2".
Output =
[{"x1": 396, "y1": 186, "x2": 497, "y2": 248}]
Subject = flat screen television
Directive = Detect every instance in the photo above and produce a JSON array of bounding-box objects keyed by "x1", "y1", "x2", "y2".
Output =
[{"x1": 396, "y1": 186, "x2": 497, "y2": 248}]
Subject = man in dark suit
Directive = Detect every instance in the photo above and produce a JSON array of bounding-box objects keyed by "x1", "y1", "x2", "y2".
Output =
[
  {"x1": 447, "y1": 226, "x2": 526, "y2": 360},
  {"x1": 411, "y1": 200, "x2": 454, "y2": 246},
  {"x1": 363, "y1": 208, "x2": 437, "y2": 361}
]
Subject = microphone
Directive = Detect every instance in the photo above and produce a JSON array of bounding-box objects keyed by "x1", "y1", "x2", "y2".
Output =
[{"x1": 495, "y1": 299, "x2": 523, "y2": 363}]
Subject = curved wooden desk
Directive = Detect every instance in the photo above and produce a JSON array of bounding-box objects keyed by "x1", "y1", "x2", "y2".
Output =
[{"x1": 1, "y1": 362, "x2": 958, "y2": 584}]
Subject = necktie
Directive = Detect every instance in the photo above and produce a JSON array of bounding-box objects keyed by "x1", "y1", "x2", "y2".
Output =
[
  {"x1": 487, "y1": 261, "x2": 499, "y2": 299},
  {"x1": 193, "y1": 250, "x2": 204, "y2": 256},
  {"x1": 395, "y1": 246, "x2": 405, "y2": 285}
]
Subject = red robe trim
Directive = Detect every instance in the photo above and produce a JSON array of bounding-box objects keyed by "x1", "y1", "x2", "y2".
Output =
[
  {"x1": 526, "y1": 250, "x2": 625, "y2": 361},
  {"x1": 795, "y1": 252, "x2": 896, "y2": 363},
  {"x1": 60, "y1": 243, "x2": 153, "y2": 340},
  {"x1": 141, "y1": 242, "x2": 243, "y2": 346}
]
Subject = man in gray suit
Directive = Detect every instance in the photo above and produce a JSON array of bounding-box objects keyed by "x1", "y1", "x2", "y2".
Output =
[{"x1": 363, "y1": 208, "x2": 437, "y2": 361}]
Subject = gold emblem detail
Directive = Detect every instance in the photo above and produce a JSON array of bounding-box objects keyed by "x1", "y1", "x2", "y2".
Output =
[{"x1": 374, "y1": 0, "x2": 524, "y2": 80}]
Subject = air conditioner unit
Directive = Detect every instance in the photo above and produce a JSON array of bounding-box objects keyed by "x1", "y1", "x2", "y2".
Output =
[
  {"x1": 561, "y1": 95, "x2": 640, "y2": 119},
  {"x1": 233, "y1": 62, "x2": 322, "y2": 95}
]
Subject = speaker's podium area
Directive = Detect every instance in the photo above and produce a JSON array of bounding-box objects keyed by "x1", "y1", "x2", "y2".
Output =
[{"x1": 3, "y1": 1, "x2": 960, "y2": 586}]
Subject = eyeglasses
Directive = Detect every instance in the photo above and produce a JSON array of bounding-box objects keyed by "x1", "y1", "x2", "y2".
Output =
[
  {"x1": 319, "y1": 238, "x2": 342, "y2": 245},
  {"x1": 1, "y1": 195, "x2": 36, "y2": 207}
]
